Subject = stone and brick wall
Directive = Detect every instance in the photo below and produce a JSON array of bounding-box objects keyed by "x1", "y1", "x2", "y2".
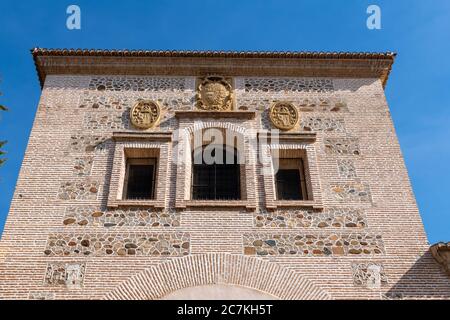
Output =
[{"x1": 0, "y1": 65, "x2": 448, "y2": 300}]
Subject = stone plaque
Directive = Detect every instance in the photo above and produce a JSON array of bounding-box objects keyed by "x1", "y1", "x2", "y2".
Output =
[
  {"x1": 269, "y1": 102, "x2": 299, "y2": 130},
  {"x1": 130, "y1": 100, "x2": 161, "y2": 129},
  {"x1": 44, "y1": 262, "x2": 86, "y2": 288},
  {"x1": 196, "y1": 76, "x2": 233, "y2": 111},
  {"x1": 352, "y1": 262, "x2": 387, "y2": 289}
]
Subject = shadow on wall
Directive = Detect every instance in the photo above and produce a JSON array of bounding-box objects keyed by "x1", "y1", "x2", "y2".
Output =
[{"x1": 385, "y1": 250, "x2": 450, "y2": 300}]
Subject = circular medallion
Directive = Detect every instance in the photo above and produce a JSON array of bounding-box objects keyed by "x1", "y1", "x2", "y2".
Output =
[
  {"x1": 196, "y1": 76, "x2": 233, "y2": 111},
  {"x1": 269, "y1": 102, "x2": 299, "y2": 130},
  {"x1": 130, "y1": 100, "x2": 161, "y2": 129}
]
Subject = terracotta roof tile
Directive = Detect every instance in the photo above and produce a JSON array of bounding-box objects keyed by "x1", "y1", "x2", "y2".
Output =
[{"x1": 31, "y1": 48, "x2": 396, "y2": 88}]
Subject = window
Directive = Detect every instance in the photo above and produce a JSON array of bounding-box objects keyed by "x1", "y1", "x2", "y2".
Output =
[
  {"x1": 275, "y1": 158, "x2": 308, "y2": 200},
  {"x1": 124, "y1": 158, "x2": 157, "y2": 200},
  {"x1": 192, "y1": 145, "x2": 241, "y2": 200}
]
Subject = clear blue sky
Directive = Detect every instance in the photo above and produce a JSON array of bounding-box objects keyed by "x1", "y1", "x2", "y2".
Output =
[{"x1": 0, "y1": 0, "x2": 449, "y2": 243}]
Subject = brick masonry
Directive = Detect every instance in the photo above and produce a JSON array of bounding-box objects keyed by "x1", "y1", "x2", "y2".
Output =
[{"x1": 0, "y1": 53, "x2": 449, "y2": 300}]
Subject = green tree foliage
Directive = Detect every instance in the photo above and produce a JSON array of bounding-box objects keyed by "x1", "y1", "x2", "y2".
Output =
[{"x1": 0, "y1": 140, "x2": 6, "y2": 166}]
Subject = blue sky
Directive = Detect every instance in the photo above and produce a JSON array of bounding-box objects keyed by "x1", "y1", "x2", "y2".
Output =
[{"x1": 0, "y1": 0, "x2": 449, "y2": 243}]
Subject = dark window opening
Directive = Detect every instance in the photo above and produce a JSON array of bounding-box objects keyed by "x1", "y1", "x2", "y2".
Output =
[
  {"x1": 275, "y1": 158, "x2": 308, "y2": 200},
  {"x1": 192, "y1": 146, "x2": 241, "y2": 200},
  {"x1": 124, "y1": 158, "x2": 156, "y2": 200}
]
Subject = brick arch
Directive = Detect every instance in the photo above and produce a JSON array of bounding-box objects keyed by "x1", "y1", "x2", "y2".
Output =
[
  {"x1": 175, "y1": 121, "x2": 258, "y2": 204},
  {"x1": 103, "y1": 253, "x2": 332, "y2": 300},
  {"x1": 184, "y1": 121, "x2": 250, "y2": 136}
]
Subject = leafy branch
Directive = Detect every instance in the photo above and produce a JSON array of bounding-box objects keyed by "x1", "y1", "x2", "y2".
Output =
[{"x1": 0, "y1": 140, "x2": 6, "y2": 166}]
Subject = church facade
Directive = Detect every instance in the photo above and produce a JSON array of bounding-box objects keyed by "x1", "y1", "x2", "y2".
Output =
[{"x1": 0, "y1": 48, "x2": 448, "y2": 300}]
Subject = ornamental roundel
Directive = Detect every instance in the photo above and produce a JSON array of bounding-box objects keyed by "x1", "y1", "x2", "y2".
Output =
[
  {"x1": 130, "y1": 100, "x2": 161, "y2": 129},
  {"x1": 196, "y1": 76, "x2": 234, "y2": 111},
  {"x1": 269, "y1": 101, "x2": 299, "y2": 130}
]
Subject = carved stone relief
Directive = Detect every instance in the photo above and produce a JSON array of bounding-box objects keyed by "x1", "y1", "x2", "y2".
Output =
[
  {"x1": 352, "y1": 262, "x2": 387, "y2": 289},
  {"x1": 269, "y1": 101, "x2": 299, "y2": 130},
  {"x1": 44, "y1": 262, "x2": 86, "y2": 288},
  {"x1": 196, "y1": 76, "x2": 234, "y2": 111},
  {"x1": 130, "y1": 100, "x2": 161, "y2": 129}
]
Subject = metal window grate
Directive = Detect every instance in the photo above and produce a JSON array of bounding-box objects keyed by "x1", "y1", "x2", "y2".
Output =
[{"x1": 192, "y1": 146, "x2": 241, "y2": 200}]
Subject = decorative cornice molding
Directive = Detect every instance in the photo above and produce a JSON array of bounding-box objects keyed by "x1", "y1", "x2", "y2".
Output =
[
  {"x1": 31, "y1": 48, "x2": 397, "y2": 59},
  {"x1": 258, "y1": 131, "x2": 317, "y2": 142},
  {"x1": 430, "y1": 242, "x2": 450, "y2": 276},
  {"x1": 31, "y1": 48, "x2": 396, "y2": 89},
  {"x1": 112, "y1": 131, "x2": 172, "y2": 141},
  {"x1": 175, "y1": 110, "x2": 256, "y2": 119}
]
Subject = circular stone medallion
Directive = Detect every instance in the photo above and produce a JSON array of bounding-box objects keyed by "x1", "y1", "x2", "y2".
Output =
[
  {"x1": 269, "y1": 102, "x2": 299, "y2": 130},
  {"x1": 130, "y1": 100, "x2": 161, "y2": 129}
]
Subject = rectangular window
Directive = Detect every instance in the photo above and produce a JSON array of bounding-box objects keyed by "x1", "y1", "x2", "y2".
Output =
[
  {"x1": 275, "y1": 158, "x2": 308, "y2": 200},
  {"x1": 192, "y1": 146, "x2": 241, "y2": 200},
  {"x1": 124, "y1": 158, "x2": 157, "y2": 200}
]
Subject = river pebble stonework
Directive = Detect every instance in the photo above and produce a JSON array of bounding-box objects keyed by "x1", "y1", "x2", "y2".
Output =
[
  {"x1": 243, "y1": 233, "x2": 384, "y2": 256},
  {"x1": 253, "y1": 208, "x2": 367, "y2": 228},
  {"x1": 241, "y1": 96, "x2": 349, "y2": 114},
  {"x1": 331, "y1": 184, "x2": 371, "y2": 202},
  {"x1": 57, "y1": 181, "x2": 99, "y2": 200},
  {"x1": 338, "y1": 159, "x2": 357, "y2": 178},
  {"x1": 324, "y1": 138, "x2": 361, "y2": 155},
  {"x1": 63, "y1": 207, "x2": 181, "y2": 228},
  {"x1": 83, "y1": 112, "x2": 126, "y2": 130},
  {"x1": 300, "y1": 117, "x2": 345, "y2": 132},
  {"x1": 295, "y1": 97, "x2": 348, "y2": 112},
  {"x1": 69, "y1": 135, "x2": 109, "y2": 153},
  {"x1": 72, "y1": 156, "x2": 93, "y2": 176},
  {"x1": 243, "y1": 77, "x2": 334, "y2": 93},
  {"x1": 79, "y1": 93, "x2": 193, "y2": 112},
  {"x1": 44, "y1": 233, "x2": 190, "y2": 256},
  {"x1": 88, "y1": 76, "x2": 186, "y2": 92}
]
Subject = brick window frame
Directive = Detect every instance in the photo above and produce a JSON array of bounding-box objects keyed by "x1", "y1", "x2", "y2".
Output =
[
  {"x1": 107, "y1": 132, "x2": 172, "y2": 208},
  {"x1": 258, "y1": 132, "x2": 323, "y2": 210},
  {"x1": 174, "y1": 112, "x2": 257, "y2": 209}
]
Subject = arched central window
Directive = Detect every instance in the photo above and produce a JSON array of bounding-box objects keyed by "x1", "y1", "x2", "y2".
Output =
[{"x1": 192, "y1": 145, "x2": 241, "y2": 200}]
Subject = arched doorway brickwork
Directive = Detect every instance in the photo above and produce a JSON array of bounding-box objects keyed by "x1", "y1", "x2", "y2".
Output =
[{"x1": 104, "y1": 253, "x2": 332, "y2": 300}]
